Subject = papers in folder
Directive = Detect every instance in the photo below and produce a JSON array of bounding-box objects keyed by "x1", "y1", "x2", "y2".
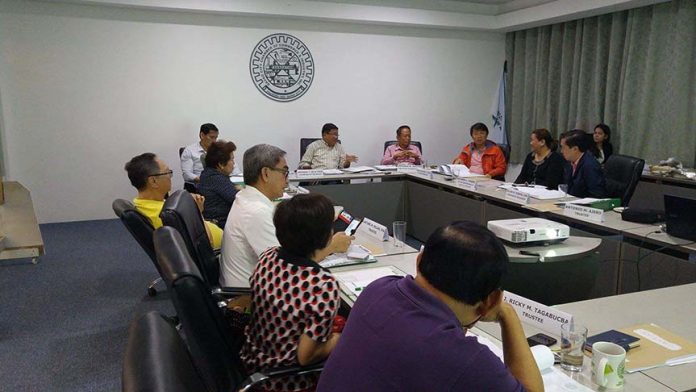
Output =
[{"x1": 333, "y1": 265, "x2": 406, "y2": 299}]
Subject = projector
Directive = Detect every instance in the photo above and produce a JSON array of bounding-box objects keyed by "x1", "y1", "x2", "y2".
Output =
[{"x1": 487, "y1": 218, "x2": 569, "y2": 245}]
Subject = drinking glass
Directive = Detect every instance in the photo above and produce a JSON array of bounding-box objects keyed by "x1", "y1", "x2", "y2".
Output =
[{"x1": 560, "y1": 323, "x2": 587, "y2": 372}]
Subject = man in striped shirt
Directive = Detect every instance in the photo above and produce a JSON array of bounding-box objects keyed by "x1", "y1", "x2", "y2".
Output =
[{"x1": 299, "y1": 123, "x2": 358, "y2": 169}]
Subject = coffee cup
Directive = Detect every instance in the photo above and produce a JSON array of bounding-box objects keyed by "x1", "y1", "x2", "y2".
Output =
[{"x1": 591, "y1": 342, "x2": 626, "y2": 389}]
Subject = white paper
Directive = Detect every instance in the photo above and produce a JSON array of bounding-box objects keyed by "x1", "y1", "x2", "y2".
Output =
[
  {"x1": 229, "y1": 176, "x2": 244, "y2": 184},
  {"x1": 343, "y1": 166, "x2": 375, "y2": 173},
  {"x1": 322, "y1": 169, "x2": 343, "y2": 175},
  {"x1": 559, "y1": 198, "x2": 604, "y2": 205},
  {"x1": 374, "y1": 165, "x2": 397, "y2": 171},
  {"x1": 333, "y1": 266, "x2": 406, "y2": 297}
]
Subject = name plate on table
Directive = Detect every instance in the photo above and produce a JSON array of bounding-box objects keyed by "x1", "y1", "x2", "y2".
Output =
[
  {"x1": 358, "y1": 217, "x2": 389, "y2": 241},
  {"x1": 506, "y1": 189, "x2": 530, "y2": 204},
  {"x1": 396, "y1": 166, "x2": 418, "y2": 173},
  {"x1": 563, "y1": 204, "x2": 605, "y2": 223},
  {"x1": 455, "y1": 178, "x2": 478, "y2": 191},
  {"x1": 504, "y1": 291, "x2": 574, "y2": 336},
  {"x1": 415, "y1": 168, "x2": 433, "y2": 179},
  {"x1": 296, "y1": 169, "x2": 324, "y2": 178}
]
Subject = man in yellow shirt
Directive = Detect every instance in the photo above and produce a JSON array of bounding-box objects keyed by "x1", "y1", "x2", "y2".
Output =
[{"x1": 125, "y1": 152, "x2": 223, "y2": 249}]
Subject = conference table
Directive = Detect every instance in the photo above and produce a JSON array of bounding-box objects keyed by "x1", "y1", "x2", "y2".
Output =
[
  {"x1": 289, "y1": 168, "x2": 696, "y2": 299},
  {"x1": 333, "y1": 251, "x2": 696, "y2": 391}
]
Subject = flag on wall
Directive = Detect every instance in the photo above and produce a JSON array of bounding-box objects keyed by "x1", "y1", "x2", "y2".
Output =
[{"x1": 490, "y1": 61, "x2": 508, "y2": 145}]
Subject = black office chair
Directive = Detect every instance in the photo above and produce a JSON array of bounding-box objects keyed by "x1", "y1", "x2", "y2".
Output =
[
  {"x1": 122, "y1": 311, "x2": 207, "y2": 392},
  {"x1": 180, "y1": 146, "x2": 199, "y2": 194},
  {"x1": 383, "y1": 140, "x2": 423, "y2": 155},
  {"x1": 495, "y1": 143, "x2": 511, "y2": 182},
  {"x1": 112, "y1": 199, "x2": 162, "y2": 297},
  {"x1": 604, "y1": 154, "x2": 645, "y2": 206},
  {"x1": 299, "y1": 138, "x2": 341, "y2": 160},
  {"x1": 153, "y1": 227, "x2": 323, "y2": 392}
]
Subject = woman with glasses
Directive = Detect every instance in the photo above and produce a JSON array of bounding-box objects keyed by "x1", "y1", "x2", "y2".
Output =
[
  {"x1": 514, "y1": 128, "x2": 565, "y2": 189},
  {"x1": 198, "y1": 140, "x2": 241, "y2": 229},
  {"x1": 241, "y1": 193, "x2": 350, "y2": 392}
]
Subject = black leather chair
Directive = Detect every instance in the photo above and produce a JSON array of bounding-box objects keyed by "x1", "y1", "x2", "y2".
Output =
[
  {"x1": 383, "y1": 140, "x2": 423, "y2": 155},
  {"x1": 604, "y1": 154, "x2": 645, "y2": 206},
  {"x1": 496, "y1": 143, "x2": 511, "y2": 182},
  {"x1": 299, "y1": 138, "x2": 341, "y2": 161},
  {"x1": 122, "y1": 311, "x2": 206, "y2": 392},
  {"x1": 112, "y1": 199, "x2": 162, "y2": 297},
  {"x1": 153, "y1": 227, "x2": 322, "y2": 392},
  {"x1": 179, "y1": 146, "x2": 199, "y2": 194}
]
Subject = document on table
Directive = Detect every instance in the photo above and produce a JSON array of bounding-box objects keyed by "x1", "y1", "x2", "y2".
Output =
[
  {"x1": 343, "y1": 166, "x2": 375, "y2": 173},
  {"x1": 557, "y1": 198, "x2": 604, "y2": 205},
  {"x1": 617, "y1": 323, "x2": 696, "y2": 372},
  {"x1": 333, "y1": 265, "x2": 406, "y2": 299},
  {"x1": 470, "y1": 332, "x2": 593, "y2": 392},
  {"x1": 374, "y1": 165, "x2": 397, "y2": 171},
  {"x1": 323, "y1": 169, "x2": 343, "y2": 175},
  {"x1": 319, "y1": 244, "x2": 378, "y2": 269},
  {"x1": 498, "y1": 184, "x2": 565, "y2": 200}
]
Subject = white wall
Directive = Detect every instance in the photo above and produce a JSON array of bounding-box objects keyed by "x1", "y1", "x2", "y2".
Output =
[{"x1": 0, "y1": 1, "x2": 505, "y2": 223}]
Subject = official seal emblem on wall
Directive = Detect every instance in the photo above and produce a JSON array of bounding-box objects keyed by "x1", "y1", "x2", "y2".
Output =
[{"x1": 250, "y1": 33, "x2": 314, "y2": 102}]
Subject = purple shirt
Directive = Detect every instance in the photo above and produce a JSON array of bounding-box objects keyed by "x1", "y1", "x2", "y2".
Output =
[
  {"x1": 317, "y1": 276, "x2": 525, "y2": 392},
  {"x1": 381, "y1": 144, "x2": 422, "y2": 165}
]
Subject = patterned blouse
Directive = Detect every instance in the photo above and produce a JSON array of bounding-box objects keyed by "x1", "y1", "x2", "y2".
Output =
[{"x1": 241, "y1": 247, "x2": 340, "y2": 391}]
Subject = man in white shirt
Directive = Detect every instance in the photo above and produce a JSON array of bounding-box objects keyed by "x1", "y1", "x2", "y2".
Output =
[
  {"x1": 180, "y1": 123, "x2": 219, "y2": 185},
  {"x1": 299, "y1": 123, "x2": 358, "y2": 169}
]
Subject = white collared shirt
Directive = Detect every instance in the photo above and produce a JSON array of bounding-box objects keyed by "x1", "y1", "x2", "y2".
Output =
[
  {"x1": 299, "y1": 139, "x2": 346, "y2": 169},
  {"x1": 180, "y1": 142, "x2": 205, "y2": 182},
  {"x1": 220, "y1": 186, "x2": 279, "y2": 287}
]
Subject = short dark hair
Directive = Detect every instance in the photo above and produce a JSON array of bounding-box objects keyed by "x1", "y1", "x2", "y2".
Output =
[
  {"x1": 200, "y1": 123, "x2": 218, "y2": 135},
  {"x1": 396, "y1": 125, "x2": 411, "y2": 137},
  {"x1": 124, "y1": 152, "x2": 159, "y2": 191},
  {"x1": 531, "y1": 128, "x2": 557, "y2": 151},
  {"x1": 204, "y1": 140, "x2": 237, "y2": 169},
  {"x1": 274, "y1": 193, "x2": 335, "y2": 258},
  {"x1": 243, "y1": 144, "x2": 286, "y2": 185},
  {"x1": 321, "y1": 123, "x2": 338, "y2": 135},
  {"x1": 470, "y1": 122, "x2": 489, "y2": 136},
  {"x1": 560, "y1": 129, "x2": 592, "y2": 152},
  {"x1": 594, "y1": 123, "x2": 611, "y2": 141},
  {"x1": 418, "y1": 221, "x2": 508, "y2": 305}
]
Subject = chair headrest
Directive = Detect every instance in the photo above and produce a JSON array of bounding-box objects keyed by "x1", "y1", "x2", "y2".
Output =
[
  {"x1": 112, "y1": 198, "x2": 135, "y2": 217},
  {"x1": 153, "y1": 226, "x2": 203, "y2": 285},
  {"x1": 161, "y1": 190, "x2": 208, "y2": 239}
]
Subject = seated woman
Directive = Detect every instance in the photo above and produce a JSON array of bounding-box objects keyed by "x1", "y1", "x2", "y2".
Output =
[
  {"x1": 198, "y1": 140, "x2": 240, "y2": 229},
  {"x1": 124, "y1": 152, "x2": 223, "y2": 248},
  {"x1": 241, "y1": 193, "x2": 351, "y2": 392},
  {"x1": 453, "y1": 122, "x2": 507, "y2": 179},
  {"x1": 514, "y1": 128, "x2": 566, "y2": 189},
  {"x1": 381, "y1": 125, "x2": 422, "y2": 165},
  {"x1": 593, "y1": 123, "x2": 614, "y2": 164}
]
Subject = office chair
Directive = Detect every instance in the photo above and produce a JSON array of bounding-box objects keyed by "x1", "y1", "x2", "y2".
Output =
[
  {"x1": 153, "y1": 227, "x2": 323, "y2": 392},
  {"x1": 604, "y1": 154, "x2": 645, "y2": 206},
  {"x1": 383, "y1": 140, "x2": 423, "y2": 155},
  {"x1": 122, "y1": 311, "x2": 207, "y2": 392},
  {"x1": 299, "y1": 138, "x2": 341, "y2": 161},
  {"x1": 495, "y1": 143, "x2": 511, "y2": 182},
  {"x1": 180, "y1": 146, "x2": 199, "y2": 194},
  {"x1": 112, "y1": 199, "x2": 163, "y2": 297}
]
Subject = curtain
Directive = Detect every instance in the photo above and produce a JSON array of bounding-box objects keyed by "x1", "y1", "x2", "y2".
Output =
[{"x1": 505, "y1": 0, "x2": 696, "y2": 166}]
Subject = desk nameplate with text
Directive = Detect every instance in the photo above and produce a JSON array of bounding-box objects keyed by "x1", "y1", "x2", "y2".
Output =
[
  {"x1": 504, "y1": 291, "x2": 573, "y2": 336},
  {"x1": 415, "y1": 168, "x2": 433, "y2": 179},
  {"x1": 563, "y1": 204, "x2": 605, "y2": 223},
  {"x1": 506, "y1": 189, "x2": 530, "y2": 204},
  {"x1": 358, "y1": 218, "x2": 389, "y2": 241},
  {"x1": 455, "y1": 178, "x2": 478, "y2": 191},
  {"x1": 396, "y1": 166, "x2": 418, "y2": 173},
  {"x1": 295, "y1": 169, "x2": 324, "y2": 178}
]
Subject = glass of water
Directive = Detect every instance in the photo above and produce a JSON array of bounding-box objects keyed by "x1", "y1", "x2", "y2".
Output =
[
  {"x1": 560, "y1": 323, "x2": 587, "y2": 372},
  {"x1": 558, "y1": 184, "x2": 568, "y2": 198}
]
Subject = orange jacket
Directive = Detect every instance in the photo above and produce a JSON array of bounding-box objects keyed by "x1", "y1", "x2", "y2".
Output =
[{"x1": 453, "y1": 141, "x2": 507, "y2": 178}]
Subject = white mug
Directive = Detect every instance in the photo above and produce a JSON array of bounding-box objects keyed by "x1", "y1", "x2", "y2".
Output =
[{"x1": 591, "y1": 342, "x2": 626, "y2": 389}]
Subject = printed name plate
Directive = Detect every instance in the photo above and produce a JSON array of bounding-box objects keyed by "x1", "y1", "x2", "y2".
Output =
[
  {"x1": 396, "y1": 166, "x2": 418, "y2": 173},
  {"x1": 295, "y1": 169, "x2": 324, "y2": 178},
  {"x1": 504, "y1": 291, "x2": 573, "y2": 336},
  {"x1": 358, "y1": 217, "x2": 389, "y2": 241},
  {"x1": 505, "y1": 189, "x2": 530, "y2": 204},
  {"x1": 563, "y1": 203, "x2": 605, "y2": 223},
  {"x1": 455, "y1": 178, "x2": 478, "y2": 191},
  {"x1": 415, "y1": 168, "x2": 433, "y2": 179}
]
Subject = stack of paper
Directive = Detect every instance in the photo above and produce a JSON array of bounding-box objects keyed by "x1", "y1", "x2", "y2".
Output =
[
  {"x1": 374, "y1": 165, "x2": 397, "y2": 171},
  {"x1": 343, "y1": 166, "x2": 375, "y2": 173},
  {"x1": 333, "y1": 265, "x2": 406, "y2": 298}
]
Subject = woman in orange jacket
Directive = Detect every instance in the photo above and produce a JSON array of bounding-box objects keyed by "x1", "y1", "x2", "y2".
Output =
[{"x1": 453, "y1": 122, "x2": 507, "y2": 180}]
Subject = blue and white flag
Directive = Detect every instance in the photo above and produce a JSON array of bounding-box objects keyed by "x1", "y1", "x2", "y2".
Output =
[{"x1": 490, "y1": 62, "x2": 508, "y2": 145}]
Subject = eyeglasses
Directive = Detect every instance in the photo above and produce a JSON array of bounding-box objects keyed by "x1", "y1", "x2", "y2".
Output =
[
  {"x1": 267, "y1": 167, "x2": 290, "y2": 178},
  {"x1": 149, "y1": 170, "x2": 173, "y2": 178}
]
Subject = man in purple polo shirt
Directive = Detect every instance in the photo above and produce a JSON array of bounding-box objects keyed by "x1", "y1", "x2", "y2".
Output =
[
  {"x1": 381, "y1": 125, "x2": 422, "y2": 165},
  {"x1": 317, "y1": 221, "x2": 543, "y2": 392}
]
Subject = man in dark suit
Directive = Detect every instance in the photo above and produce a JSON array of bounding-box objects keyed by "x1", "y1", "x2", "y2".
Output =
[{"x1": 560, "y1": 130, "x2": 607, "y2": 198}]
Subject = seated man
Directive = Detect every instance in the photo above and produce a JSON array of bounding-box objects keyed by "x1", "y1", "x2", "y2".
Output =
[
  {"x1": 560, "y1": 129, "x2": 607, "y2": 198},
  {"x1": 124, "y1": 152, "x2": 222, "y2": 248},
  {"x1": 221, "y1": 144, "x2": 352, "y2": 287},
  {"x1": 180, "y1": 123, "x2": 219, "y2": 186},
  {"x1": 317, "y1": 221, "x2": 543, "y2": 392},
  {"x1": 381, "y1": 125, "x2": 423, "y2": 165},
  {"x1": 299, "y1": 123, "x2": 358, "y2": 169}
]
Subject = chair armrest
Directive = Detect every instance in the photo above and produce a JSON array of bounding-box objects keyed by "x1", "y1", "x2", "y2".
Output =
[
  {"x1": 238, "y1": 363, "x2": 324, "y2": 392},
  {"x1": 211, "y1": 286, "x2": 251, "y2": 298}
]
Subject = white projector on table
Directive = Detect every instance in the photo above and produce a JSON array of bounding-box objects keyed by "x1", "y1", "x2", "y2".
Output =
[{"x1": 487, "y1": 218, "x2": 569, "y2": 245}]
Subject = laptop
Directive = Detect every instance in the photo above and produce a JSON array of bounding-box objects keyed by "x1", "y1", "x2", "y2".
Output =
[{"x1": 664, "y1": 194, "x2": 696, "y2": 241}]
